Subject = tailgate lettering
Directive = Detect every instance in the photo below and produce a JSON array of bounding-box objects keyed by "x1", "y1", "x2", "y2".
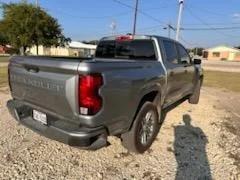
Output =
[{"x1": 11, "y1": 74, "x2": 64, "y2": 92}]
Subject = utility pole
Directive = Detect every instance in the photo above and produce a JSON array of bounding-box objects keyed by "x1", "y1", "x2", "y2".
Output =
[
  {"x1": 164, "y1": 23, "x2": 175, "y2": 38},
  {"x1": 163, "y1": 25, "x2": 170, "y2": 38},
  {"x1": 133, "y1": 0, "x2": 139, "y2": 35},
  {"x1": 176, "y1": 0, "x2": 184, "y2": 41},
  {"x1": 164, "y1": 23, "x2": 176, "y2": 39},
  {"x1": 36, "y1": 0, "x2": 39, "y2": 7},
  {"x1": 168, "y1": 24, "x2": 171, "y2": 38}
]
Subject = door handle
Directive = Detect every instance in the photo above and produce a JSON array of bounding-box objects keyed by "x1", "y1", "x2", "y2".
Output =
[
  {"x1": 24, "y1": 65, "x2": 39, "y2": 73},
  {"x1": 28, "y1": 68, "x2": 39, "y2": 73}
]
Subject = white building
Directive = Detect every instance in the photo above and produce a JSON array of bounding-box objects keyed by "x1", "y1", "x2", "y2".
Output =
[
  {"x1": 203, "y1": 45, "x2": 240, "y2": 61},
  {"x1": 28, "y1": 41, "x2": 97, "y2": 57},
  {"x1": 68, "y1": 41, "x2": 97, "y2": 57}
]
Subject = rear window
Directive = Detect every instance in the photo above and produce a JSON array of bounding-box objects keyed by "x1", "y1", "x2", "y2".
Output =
[{"x1": 95, "y1": 40, "x2": 157, "y2": 60}]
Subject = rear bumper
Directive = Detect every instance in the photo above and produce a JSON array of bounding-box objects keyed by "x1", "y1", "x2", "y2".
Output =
[{"x1": 7, "y1": 99, "x2": 108, "y2": 150}]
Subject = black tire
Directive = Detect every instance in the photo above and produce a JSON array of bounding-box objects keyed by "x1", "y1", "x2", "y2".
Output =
[
  {"x1": 121, "y1": 102, "x2": 160, "y2": 154},
  {"x1": 189, "y1": 79, "x2": 202, "y2": 104}
]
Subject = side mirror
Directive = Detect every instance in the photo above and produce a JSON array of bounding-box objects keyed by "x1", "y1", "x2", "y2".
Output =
[{"x1": 193, "y1": 59, "x2": 202, "y2": 65}]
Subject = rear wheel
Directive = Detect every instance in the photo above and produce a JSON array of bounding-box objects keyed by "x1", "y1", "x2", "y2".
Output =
[
  {"x1": 121, "y1": 102, "x2": 160, "y2": 153},
  {"x1": 189, "y1": 78, "x2": 202, "y2": 104}
]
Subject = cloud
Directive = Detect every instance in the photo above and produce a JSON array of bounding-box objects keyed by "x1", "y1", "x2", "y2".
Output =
[{"x1": 233, "y1": 13, "x2": 240, "y2": 19}]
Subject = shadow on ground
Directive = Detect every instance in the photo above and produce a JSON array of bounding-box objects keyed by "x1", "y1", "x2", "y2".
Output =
[{"x1": 174, "y1": 114, "x2": 212, "y2": 180}]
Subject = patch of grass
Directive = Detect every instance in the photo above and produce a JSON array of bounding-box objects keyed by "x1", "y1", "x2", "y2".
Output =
[
  {"x1": 203, "y1": 71, "x2": 240, "y2": 92},
  {"x1": 0, "y1": 56, "x2": 10, "y2": 63},
  {"x1": 0, "y1": 66, "x2": 8, "y2": 88}
]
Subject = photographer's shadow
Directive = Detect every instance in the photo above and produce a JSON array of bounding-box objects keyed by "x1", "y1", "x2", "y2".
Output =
[{"x1": 174, "y1": 114, "x2": 212, "y2": 180}]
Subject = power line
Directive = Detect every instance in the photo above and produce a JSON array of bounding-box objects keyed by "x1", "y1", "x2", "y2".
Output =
[
  {"x1": 186, "y1": 4, "x2": 227, "y2": 17},
  {"x1": 185, "y1": 6, "x2": 240, "y2": 39},
  {"x1": 111, "y1": 0, "x2": 166, "y2": 27},
  {"x1": 96, "y1": 24, "x2": 167, "y2": 38},
  {"x1": 125, "y1": 24, "x2": 240, "y2": 32},
  {"x1": 179, "y1": 36, "x2": 201, "y2": 47},
  {"x1": 141, "y1": 6, "x2": 171, "y2": 11},
  {"x1": 183, "y1": 22, "x2": 240, "y2": 26},
  {"x1": 51, "y1": 8, "x2": 132, "y2": 19},
  {"x1": 1, "y1": 1, "x2": 131, "y2": 20},
  {"x1": 181, "y1": 26, "x2": 240, "y2": 31}
]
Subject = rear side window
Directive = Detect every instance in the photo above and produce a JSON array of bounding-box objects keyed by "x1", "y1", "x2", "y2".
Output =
[
  {"x1": 95, "y1": 40, "x2": 157, "y2": 60},
  {"x1": 162, "y1": 41, "x2": 178, "y2": 64}
]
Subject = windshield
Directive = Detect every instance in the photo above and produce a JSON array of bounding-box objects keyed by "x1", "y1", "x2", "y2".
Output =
[{"x1": 95, "y1": 39, "x2": 157, "y2": 60}]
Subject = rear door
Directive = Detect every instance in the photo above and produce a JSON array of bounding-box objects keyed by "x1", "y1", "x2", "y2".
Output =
[
  {"x1": 162, "y1": 40, "x2": 186, "y2": 104},
  {"x1": 176, "y1": 43, "x2": 195, "y2": 94}
]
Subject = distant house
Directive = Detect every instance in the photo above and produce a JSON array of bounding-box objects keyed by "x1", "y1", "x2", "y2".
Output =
[
  {"x1": 68, "y1": 41, "x2": 97, "y2": 57},
  {"x1": 28, "y1": 41, "x2": 97, "y2": 57},
  {"x1": 203, "y1": 45, "x2": 240, "y2": 61}
]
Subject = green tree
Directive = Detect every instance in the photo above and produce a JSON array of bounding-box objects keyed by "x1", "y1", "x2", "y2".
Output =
[
  {"x1": 0, "y1": 32, "x2": 9, "y2": 45},
  {"x1": 0, "y1": 2, "x2": 70, "y2": 55}
]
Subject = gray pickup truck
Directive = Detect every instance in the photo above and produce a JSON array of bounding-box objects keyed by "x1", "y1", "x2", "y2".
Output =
[{"x1": 7, "y1": 35, "x2": 203, "y2": 153}]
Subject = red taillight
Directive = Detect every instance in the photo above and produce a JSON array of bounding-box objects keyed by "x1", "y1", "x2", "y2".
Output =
[
  {"x1": 79, "y1": 74, "x2": 103, "y2": 115},
  {"x1": 116, "y1": 35, "x2": 133, "y2": 41}
]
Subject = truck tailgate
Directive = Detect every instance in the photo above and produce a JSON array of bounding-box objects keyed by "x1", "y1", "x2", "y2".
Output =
[{"x1": 9, "y1": 56, "x2": 82, "y2": 121}]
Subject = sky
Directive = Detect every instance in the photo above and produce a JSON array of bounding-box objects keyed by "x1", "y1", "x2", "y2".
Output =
[{"x1": 1, "y1": 0, "x2": 240, "y2": 48}]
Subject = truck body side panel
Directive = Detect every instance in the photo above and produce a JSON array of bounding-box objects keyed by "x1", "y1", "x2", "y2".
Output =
[{"x1": 77, "y1": 60, "x2": 166, "y2": 134}]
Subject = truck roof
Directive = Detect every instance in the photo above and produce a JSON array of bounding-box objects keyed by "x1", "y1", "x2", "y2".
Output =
[{"x1": 101, "y1": 35, "x2": 178, "y2": 43}]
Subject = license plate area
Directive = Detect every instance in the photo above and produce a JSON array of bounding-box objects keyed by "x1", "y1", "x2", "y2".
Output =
[{"x1": 33, "y1": 110, "x2": 47, "y2": 125}]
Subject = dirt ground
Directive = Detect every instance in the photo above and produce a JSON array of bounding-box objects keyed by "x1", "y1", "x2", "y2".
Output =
[
  {"x1": 0, "y1": 62, "x2": 8, "y2": 67},
  {"x1": 0, "y1": 86, "x2": 239, "y2": 180}
]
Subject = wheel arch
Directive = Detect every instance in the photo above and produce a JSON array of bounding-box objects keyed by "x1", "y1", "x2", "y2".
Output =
[{"x1": 128, "y1": 89, "x2": 162, "y2": 131}]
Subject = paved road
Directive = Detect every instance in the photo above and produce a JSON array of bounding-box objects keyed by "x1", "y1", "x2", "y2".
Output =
[{"x1": 202, "y1": 60, "x2": 240, "y2": 72}]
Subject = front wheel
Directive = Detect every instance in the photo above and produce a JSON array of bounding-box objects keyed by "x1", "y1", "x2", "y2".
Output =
[
  {"x1": 121, "y1": 102, "x2": 160, "y2": 153},
  {"x1": 189, "y1": 78, "x2": 202, "y2": 104}
]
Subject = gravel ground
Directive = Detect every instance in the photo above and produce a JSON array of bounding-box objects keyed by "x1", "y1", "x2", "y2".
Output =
[{"x1": 0, "y1": 87, "x2": 239, "y2": 179}]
